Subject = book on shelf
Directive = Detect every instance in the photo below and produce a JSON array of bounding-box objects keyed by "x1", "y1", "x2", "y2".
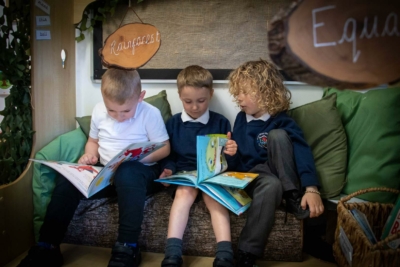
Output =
[
  {"x1": 381, "y1": 195, "x2": 400, "y2": 249},
  {"x1": 31, "y1": 142, "x2": 165, "y2": 198},
  {"x1": 156, "y1": 134, "x2": 258, "y2": 215},
  {"x1": 349, "y1": 208, "x2": 378, "y2": 245}
]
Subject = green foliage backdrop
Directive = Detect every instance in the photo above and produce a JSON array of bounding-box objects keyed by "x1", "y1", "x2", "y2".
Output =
[{"x1": 0, "y1": 0, "x2": 33, "y2": 185}]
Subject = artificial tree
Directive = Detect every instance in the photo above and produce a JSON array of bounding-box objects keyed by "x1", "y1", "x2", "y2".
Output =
[{"x1": 0, "y1": 0, "x2": 33, "y2": 185}]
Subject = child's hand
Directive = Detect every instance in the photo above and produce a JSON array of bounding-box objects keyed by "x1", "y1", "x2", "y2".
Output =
[
  {"x1": 224, "y1": 132, "x2": 237, "y2": 156},
  {"x1": 78, "y1": 153, "x2": 98, "y2": 165},
  {"x1": 159, "y1": 168, "x2": 172, "y2": 187},
  {"x1": 301, "y1": 186, "x2": 324, "y2": 218}
]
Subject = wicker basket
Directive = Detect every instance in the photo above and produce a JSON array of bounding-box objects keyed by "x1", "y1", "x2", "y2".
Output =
[{"x1": 333, "y1": 187, "x2": 400, "y2": 267}]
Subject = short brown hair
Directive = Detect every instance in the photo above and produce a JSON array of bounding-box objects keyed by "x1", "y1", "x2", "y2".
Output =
[
  {"x1": 101, "y1": 68, "x2": 142, "y2": 104},
  {"x1": 228, "y1": 59, "x2": 291, "y2": 116},
  {"x1": 177, "y1": 65, "x2": 213, "y2": 93}
]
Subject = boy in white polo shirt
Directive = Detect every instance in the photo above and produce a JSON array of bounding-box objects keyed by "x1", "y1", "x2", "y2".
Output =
[{"x1": 18, "y1": 68, "x2": 170, "y2": 267}]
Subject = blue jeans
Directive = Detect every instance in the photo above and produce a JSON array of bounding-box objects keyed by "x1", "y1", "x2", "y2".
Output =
[{"x1": 39, "y1": 161, "x2": 162, "y2": 245}]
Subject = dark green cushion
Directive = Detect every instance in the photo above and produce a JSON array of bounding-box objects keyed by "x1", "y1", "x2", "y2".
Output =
[
  {"x1": 324, "y1": 87, "x2": 400, "y2": 203},
  {"x1": 76, "y1": 90, "x2": 172, "y2": 137},
  {"x1": 287, "y1": 94, "x2": 347, "y2": 199}
]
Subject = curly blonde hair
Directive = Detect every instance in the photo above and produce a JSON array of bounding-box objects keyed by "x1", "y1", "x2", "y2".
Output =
[{"x1": 228, "y1": 59, "x2": 291, "y2": 116}]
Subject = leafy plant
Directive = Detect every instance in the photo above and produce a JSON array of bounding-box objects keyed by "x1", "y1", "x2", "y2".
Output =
[
  {"x1": 76, "y1": 0, "x2": 145, "y2": 42},
  {"x1": 0, "y1": 0, "x2": 33, "y2": 185}
]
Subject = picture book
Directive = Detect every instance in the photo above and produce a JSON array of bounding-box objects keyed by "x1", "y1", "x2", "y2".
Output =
[
  {"x1": 31, "y1": 142, "x2": 165, "y2": 198},
  {"x1": 381, "y1": 195, "x2": 400, "y2": 249},
  {"x1": 156, "y1": 135, "x2": 258, "y2": 215},
  {"x1": 350, "y1": 208, "x2": 378, "y2": 245}
]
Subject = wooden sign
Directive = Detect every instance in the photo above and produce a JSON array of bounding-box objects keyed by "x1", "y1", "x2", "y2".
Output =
[
  {"x1": 268, "y1": 0, "x2": 400, "y2": 89},
  {"x1": 99, "y1": 23, "x2": 161, "y2": 69}
]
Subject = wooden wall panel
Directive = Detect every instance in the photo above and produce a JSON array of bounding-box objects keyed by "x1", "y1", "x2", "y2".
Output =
[
  {"x1": 0, "y1": 0, "x2": 76, "y2": 265},
  {"x1": 32, "y1": 0, "x2": 76, "y2": 153}
]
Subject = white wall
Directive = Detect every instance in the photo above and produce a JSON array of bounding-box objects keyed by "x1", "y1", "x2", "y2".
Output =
[{"x1": 75, "y1": 30, "x2": 324, "y2": 126}]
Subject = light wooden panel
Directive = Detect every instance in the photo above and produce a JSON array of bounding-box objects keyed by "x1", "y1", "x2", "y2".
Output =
[
  {"x1": 32, "y1": 0, "x2": 76, "y2": 153},
  {"x1": 0, "y1": 0, "x2": 76, "y2": 265},
  {"x1": 74, "y1": 0, "x2": 93, "y2": 24}
]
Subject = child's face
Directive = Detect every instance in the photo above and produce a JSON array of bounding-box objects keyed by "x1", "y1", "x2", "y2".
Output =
[
  {"x1": 179, "y1": 86, "x2": 213, "y2": 119},
  {"x1": 236, "y1": 87, "x2": 264, "y2": 118},
  {"x1": 103, "y1": 92, "x2": 144, "y2": 122}
]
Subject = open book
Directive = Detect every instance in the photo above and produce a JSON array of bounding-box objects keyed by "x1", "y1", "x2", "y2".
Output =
[
  {"x1": 156, "y1": 135, "x2": 258, "y2": 215},
  {"x1": 31, "y1": 142, "x2": 165, "y2": 198}
]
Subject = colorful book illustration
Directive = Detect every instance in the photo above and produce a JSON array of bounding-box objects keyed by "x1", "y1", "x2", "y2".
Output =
[
  {"x1": 381, "y1": 195, "x2": 400, "y2": 249},
  {"x1": 350, "y1": 208, "x2": 378, "y2": 245},
  {"x1": 156, "y1": 135, "x2": 258, "y2": 215},
  {"x1": 31, "y1": 142, "x2": 165, "y2": 198}
]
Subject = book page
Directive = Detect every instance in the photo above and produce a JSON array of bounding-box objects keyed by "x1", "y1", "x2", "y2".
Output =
[
  {"x1": 199, "y1": 183, "x2": 251, "y2": 215},
  {"x1": 205, "y1": 172, "x2": 258, "y2": 189},
  {"x1": 88, "y1": 142, "x2": 166, "y2": 195},
  {"x1": 155, "y1": 171, "x2": 198, "y2": 186},
  {"x1": 30, "y1": 160, "x2": 101, "y2": 198},
  {"x1": 197, "y1": 135, "x2": 228, "y2": 184}
]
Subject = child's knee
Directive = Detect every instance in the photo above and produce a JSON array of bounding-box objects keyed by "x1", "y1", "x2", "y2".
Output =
[
  {"x1": 268, "y1": 129, "x2": 288, "y2": 142},
  {"x1": 113, "y1": 161, "x2": 151, "y2": 187},
  {"x1": 175, "y1": 186, "x2": 198, "y2": 200}
]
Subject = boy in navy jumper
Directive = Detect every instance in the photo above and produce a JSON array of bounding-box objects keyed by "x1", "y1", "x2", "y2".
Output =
[
  {"x1": 227, "y1": 60, "x2": 324, "y2": 267},
  {"x1": 159, "y1": 65, "x2": 238, "y2": 267}
]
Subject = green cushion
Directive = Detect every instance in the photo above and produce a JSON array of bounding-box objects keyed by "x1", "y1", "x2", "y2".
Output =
[
  {"x1": 324, "y1": 87, "x2": 400, "y2": 203},
  {"x1": 76, "y1": 90, "x2": 172, "y2": 137},
  {"x1": 32, "y1": 127, "x2": 87, "y2": 241},
  {"x1": 287, "y1": 94, "x2": 347, "y2": 199}
]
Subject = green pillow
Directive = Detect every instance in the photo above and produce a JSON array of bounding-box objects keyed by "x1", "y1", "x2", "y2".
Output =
[
  {"x1": 324, "y1": 87, "x2": 400, "y2": 203},
  {"x1": 33, "y1": 127, "x2": 87, "y2": 241},
  {"x1": 287, "y1": 93, "x2": 347, "y2": 199},
  {"x1": 76, "y1": 90, "x2": 172, "y2": 137}
]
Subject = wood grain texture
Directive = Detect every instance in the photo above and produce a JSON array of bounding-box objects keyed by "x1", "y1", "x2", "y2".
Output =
[
  {"x1": 31, "y1": 0, "x2": 76, "y2": 153},
  {"x1": 268, "y1": 0, "x2": 400, "y2": 89},
  {"x1": 74, "y1": 0, "x2": 94, "y2": 25}
]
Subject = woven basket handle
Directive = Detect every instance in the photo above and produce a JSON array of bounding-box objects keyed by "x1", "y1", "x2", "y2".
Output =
[{"x1": 340, "y1": 187, "x2": 400, "y2": 203}]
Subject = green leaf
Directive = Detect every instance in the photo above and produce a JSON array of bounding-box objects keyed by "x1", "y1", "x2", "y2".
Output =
[{"x1": 75, "y1": 32, "x2": 85, "y2": 42}]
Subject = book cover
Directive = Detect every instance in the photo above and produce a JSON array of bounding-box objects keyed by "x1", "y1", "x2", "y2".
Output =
[
  {"x1": 381, "y1": 195, "x2": 400, "y2": 249},
  {"x1": 31, "y1": 141, "x2": 165, "y2": 198},
  {"x1": 156, "y1": 135, "x2": 258, "y2": 215},
  {"x1": 350, "y1": 208, "x2": 378, "y2": 245}
]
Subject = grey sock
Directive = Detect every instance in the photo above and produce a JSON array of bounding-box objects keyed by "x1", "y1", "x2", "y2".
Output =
[
  {"x1": 165, "y1": 238, "x2": 183, "y2": 258},
  {"x1": 216, "y1": 241, "x2": 233, "y2": 261}
]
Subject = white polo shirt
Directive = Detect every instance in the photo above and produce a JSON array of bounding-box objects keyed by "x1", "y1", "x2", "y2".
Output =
[{"x1": 89, "y1": 101, "x2": 169, "y2": 165}]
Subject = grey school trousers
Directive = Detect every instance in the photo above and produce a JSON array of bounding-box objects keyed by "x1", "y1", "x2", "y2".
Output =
[{"x1": 238, "y1": 129, "x2": 300, "y2": 256}]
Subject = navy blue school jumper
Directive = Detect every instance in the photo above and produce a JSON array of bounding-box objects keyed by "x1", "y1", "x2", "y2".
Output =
[
  {"x1": 161, "y1": 111, "x2": 231, "y2": 174},
  {"x1": 227, "y1": 111, "x2": 319, "y2": 256}
]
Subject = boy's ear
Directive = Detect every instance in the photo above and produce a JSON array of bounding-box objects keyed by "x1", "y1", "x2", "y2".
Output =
[
  {"x1": 210, "y1": 88, "x2": 214, "y2": 98},
  {"x1": 138, "y1": 90, "x2": 146, "y2": 102}
]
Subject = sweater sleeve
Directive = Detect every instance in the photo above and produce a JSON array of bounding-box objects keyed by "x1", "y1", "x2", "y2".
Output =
[
  {"x1": 158, "y1": 117, "x2": 176, "y2": 174},
  {"x1": 280, "y1": 115, "x2": 320, "y2": 188}
]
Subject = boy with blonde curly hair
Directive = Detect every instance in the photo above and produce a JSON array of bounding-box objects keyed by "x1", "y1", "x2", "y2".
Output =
[{"x1": 227, "y1": 59, "x2": 324, "y2": 267}]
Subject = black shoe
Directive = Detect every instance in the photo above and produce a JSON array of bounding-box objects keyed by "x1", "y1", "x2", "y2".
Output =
[
  {"x1": 161, "y1": 255, "x2": 183, "y2": 267},
  {"x1": 285, "y1": 191, "x2": 310, "y2": 220},
  {"x1": 17, "y1": 244, "x2": 63, "y2": 267},
  {"x1": 213, "y1": 257, "x2": 234, "y2": 267},
  {"x1": 235, "y1": 250, "x2": 257, "y2": 267},
  {"x1": 108, "y1": 242, "x2": 141, "y2": 267}
]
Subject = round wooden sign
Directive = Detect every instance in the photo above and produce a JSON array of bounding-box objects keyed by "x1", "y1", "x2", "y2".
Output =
[
  {"x1": 99, "y1": 23, "x2": 161, "y2": 69},
  {"x1": 268, "y1": 0, "x2": 400, "y2": 89}
]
